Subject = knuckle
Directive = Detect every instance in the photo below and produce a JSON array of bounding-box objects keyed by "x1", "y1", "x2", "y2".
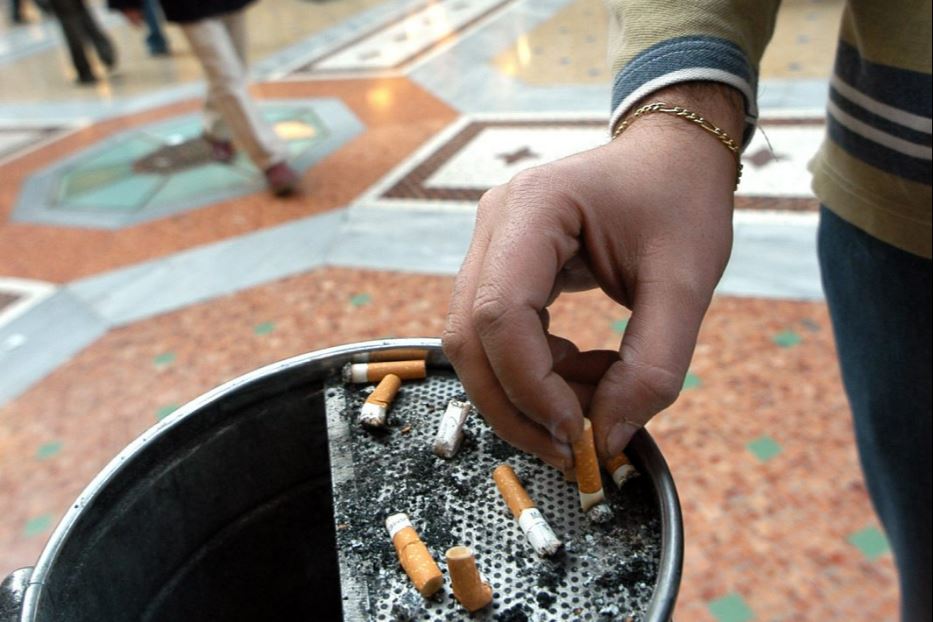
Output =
[
  {"x1": 604, "y1": 358, "x2": 682, "y2": 413},
  {"x1": 476, "y1": 187, "x2": 498, "y2": 219},
  {"x1": 471, "y1": 292, "x2": 510, "y2": 336},
  {"x1": 630, "y1": 364, "x2": 682, "y2": 411},
  {"x1": 441, "y1": 322, "x2": 469, "y2": 363},
  {"x1": 507, "y1": 167, "x2": 560, "y2": 207}
]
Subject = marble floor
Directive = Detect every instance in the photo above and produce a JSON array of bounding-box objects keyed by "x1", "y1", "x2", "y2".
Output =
[{"x1": 0, "y1": 0, "x2": 899, "y2": 620}]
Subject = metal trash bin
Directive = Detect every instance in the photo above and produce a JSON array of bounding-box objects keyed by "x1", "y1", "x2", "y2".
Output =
[{"x1": 1, "y1": 339, "x2": 683, "y2": 621}]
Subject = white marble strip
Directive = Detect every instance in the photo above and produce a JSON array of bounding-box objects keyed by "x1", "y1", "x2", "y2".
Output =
[
  {"x1": 0, "y1": 277, "x2": 56, "y2": 328},
  {"x1": 313, "y1": 0, "x2": 509, "y2": 72}
]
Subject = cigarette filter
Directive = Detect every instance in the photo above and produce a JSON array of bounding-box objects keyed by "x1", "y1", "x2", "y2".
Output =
[
  {"x1": 386, "y1": 513, "x2": 443, "y2": 598},
  {"x1": 446, "y1": 546, "x2": 493, "y2": 612},
  {"x1": 343, "y1": 360, "x2": 426, "y2": 384},
  {"x1": 352, "y1": 349, "x2": 429, "y2": 363},
  {"x1": 359, "y1": 373, "x2": 402, "y2": 428},
  {"x1": 433, "y1": 399, "x2": 472, "y2": 458},
  {"x1": 492, "y1": 464, "x2": 562, "y2": 557},
  {"x1": 572, "y1": 419, "x2": 607, "y2": 513},
  {"x1": 606, "y1": 452, "x2": 639, "y2": 488}
]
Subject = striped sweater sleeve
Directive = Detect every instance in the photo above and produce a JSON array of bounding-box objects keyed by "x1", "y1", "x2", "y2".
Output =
[{"x1": 604, "y1": 0, "x2": 782, "y2": 146}]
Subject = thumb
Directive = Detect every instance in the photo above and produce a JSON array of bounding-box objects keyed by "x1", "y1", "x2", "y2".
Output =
[{"x1": 589, "y1": 280, "x2": 708, "y2": 458}]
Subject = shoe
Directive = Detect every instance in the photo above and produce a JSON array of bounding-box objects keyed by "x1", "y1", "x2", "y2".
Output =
[
  {"x1": 75, "y1": 73, "x2": 98, "y2": 86},
  {"x1": 264, "y1": 162, "x2": 299, "y2": 197},
  {"x1": 202, "y1": 134, "x2": 236, "y2": 164},
  {"x1": 149, "y1": 46, "x2": 171, "y2": 57}
]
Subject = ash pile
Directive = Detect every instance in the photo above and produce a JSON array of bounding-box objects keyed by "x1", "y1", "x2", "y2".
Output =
[{"x1": 324, "y1": 368, "x2": 661, "y2": 622}]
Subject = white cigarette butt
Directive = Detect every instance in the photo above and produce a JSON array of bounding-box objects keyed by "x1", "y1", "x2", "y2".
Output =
[
  {"x1": 518, "y1": 508, "x2": 562, "y2": 557},
  {"x1": 433, "y1": 399, "x2": 472, "y2": 459}
]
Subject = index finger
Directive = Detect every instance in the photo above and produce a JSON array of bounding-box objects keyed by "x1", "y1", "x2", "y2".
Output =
[
  {"x1": 471, "y1": 174, "x2": 584, "y2": 443},
  {"x1": 444, "y1": 188, "x2": 573, "y2": 471}
]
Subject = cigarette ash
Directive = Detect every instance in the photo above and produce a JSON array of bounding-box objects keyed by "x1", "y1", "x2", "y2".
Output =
[{"x1": 325, "y1": 372, "x2": 662, "y2": 622}]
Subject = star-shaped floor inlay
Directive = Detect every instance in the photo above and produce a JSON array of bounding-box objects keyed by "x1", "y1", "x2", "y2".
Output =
[{"x1": 497, "y1": 146, "x2": 539, "y2": 165}]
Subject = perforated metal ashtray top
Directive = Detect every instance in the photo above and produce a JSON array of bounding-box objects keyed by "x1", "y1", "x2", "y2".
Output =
[{"x1": 324, "y1": 371, "x2": 661, "y2": 622}]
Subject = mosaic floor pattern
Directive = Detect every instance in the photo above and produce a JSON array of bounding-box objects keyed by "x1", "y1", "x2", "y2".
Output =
[
  {"x1": 13, "y1": 101, "x2": 359, "y2": 229},
  {"x1": 0, "y1": 0, "x2": 903, "y2": 619}
]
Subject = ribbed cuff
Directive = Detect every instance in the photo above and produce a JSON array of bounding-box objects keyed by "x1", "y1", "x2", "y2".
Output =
[{"x1": 609, "y1": 36, "x2": 759, "y2": 148}]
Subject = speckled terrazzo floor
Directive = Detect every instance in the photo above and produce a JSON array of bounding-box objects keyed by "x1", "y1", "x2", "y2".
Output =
[
  {"x1": 0, "y1": 0, "x2": 898, "y2": 619},
  {"x1": 0, "y1": 269, "x2": 897, "y2": 620}
]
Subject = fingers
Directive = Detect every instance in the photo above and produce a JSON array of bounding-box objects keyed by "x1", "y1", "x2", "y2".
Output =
[
  {"x1": 589, "y1": 279, "x2": 709, "y2": 459},
  {"x1": 549, "y1": 339, "x2": 617, "y2": 386},
  {"x1": 444, "y1": 187, "x2": 573, "y2": 471},
  {"x1": 546, "y1": 256, "x2": 599, "y2": 305},
  {"x1": 471, "y1": 177, "x2": 584, "y2": 443}
]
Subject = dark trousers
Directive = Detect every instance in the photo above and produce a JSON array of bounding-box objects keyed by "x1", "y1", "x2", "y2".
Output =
[
  {"x1": 47, "y1": 0, "x2": 114, "y2": 80},
  {"x1": 818, "y1": 206, "x2": 932, "y2": 622},
  {"x1": 142, "y1": 0, "x2": 168, "y2": 54}
]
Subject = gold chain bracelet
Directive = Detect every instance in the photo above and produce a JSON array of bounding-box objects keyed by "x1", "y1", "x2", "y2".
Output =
[{"x1": 612, "y1": 102, "x2": 743, "y2": 190}]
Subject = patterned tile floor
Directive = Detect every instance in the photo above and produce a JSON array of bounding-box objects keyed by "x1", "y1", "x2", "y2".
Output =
[{"x1": 0, "y1": 0, "x2": 898, "y2": 619}]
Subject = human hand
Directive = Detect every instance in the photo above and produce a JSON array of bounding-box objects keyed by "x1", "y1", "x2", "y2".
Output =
[{"x1": 443, "y1": 85, "x2": 744, "y2": 473}]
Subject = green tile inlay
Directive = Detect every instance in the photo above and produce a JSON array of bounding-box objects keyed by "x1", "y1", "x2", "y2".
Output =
[
  {"x1": 35, "y1": 441, "x2": 63, "y2": 460},
  {"x1": 254, "y1": 321, "x2": 276, "y2": 336},
  {"x1": 708, "y1": 593, "x2": 755, "y2": 622},
  {"x1": 350, "y1": 293, "x2": 371, "y2": 308},
  {"x1": 62, "y1": 172, "x2": 161, "y2": 212},
  {"x1": 773, "y1": 330, "x2": 802, "y2": 348},
  {"x1": 611, "y1": 318, "x2": 629, "y2": 333},
  {"x1": 24, "y1": 514, "x2": 54, "y2": 538},
  {"x1": 747, "y1": 435, "x2": 782, "y2": 462},
  {"x1": 153, "y1": 352, "x2": 176, "y2": 367},
  {"x1": 155, "y1": 404, "x2": 180, "y2": 421},
  {"x1": 848, "y1": 526, "x2": 890, "y2": 561},
  {"x1": 682, "y1": 372, "x2": 701, "y2": 390}
]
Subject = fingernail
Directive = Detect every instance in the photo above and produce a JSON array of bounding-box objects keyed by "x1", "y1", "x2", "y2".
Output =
[
  {"x1": 549, "y1": 414, "x2": 582, "y2": 444},
  {"x1": 607, "y1": 421, "x2": 640, "y2": 456}
]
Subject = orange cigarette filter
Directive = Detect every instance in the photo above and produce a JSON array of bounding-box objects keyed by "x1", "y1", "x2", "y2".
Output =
[
  {"x1": 367, "y1": 373, "x2": 401, "y2": 407},
  {"x1": 492, "y1": 464, "x2": 562, "y2": 556},
  {"x1": 345, "y1": 360, "x2": 427, "y2": 383},
  {"x1": 606, "y1": 451, "x2": 639, "y2": 488},
  {"x1": 359, "y1": 374, "x2": 402, "y2": 428},
  {"x1": 606, "y1": 452, "x2": 631, "y2": 473},
  {"x1": 366, "y1": 348, "x2": 429, "y2": 363},
  {"x1": 386, "y1": 513, "x2": 443, "y2": 598},
  {"x1": 492, "y1": 464, "x2": 535, "y2": 519},
  {"x1": 446, "y1": 546, "x2": 493, "y2": 612},
  {"x1": 572, "y1": 419, "x2": 606, "y2": 511}
]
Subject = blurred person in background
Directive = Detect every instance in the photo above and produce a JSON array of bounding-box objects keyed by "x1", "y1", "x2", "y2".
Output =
[
  {"x1": 8, "y1": 0, "x2": 48, "y2": 24},
  {"x1": 48, "y1": 0, "x2": 116, "y2": 84},
  {"x1": 111, "y1": 0, "x2": 299, "y2": 196},
  {"x1": 141, "y1": 0, "x2": 169, "y2": 56}
]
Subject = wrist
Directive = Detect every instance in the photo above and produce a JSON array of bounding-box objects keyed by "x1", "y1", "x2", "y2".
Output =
[
  {"x1": 622, "y1": 82, "x2": 746, "y2": 141},
  {"x1": 610, "y1": 83, "x2": 746, "y2": 191}
]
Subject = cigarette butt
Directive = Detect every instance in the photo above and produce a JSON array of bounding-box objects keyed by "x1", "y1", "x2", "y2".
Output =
[
  {"x1": 446, "y1": 546, "x2": 493, "y2": 612},
  {"x1": 352, "y1": 349, "x2": 429, "y2": 363},
  {"x1": 343, "y1": 360, "x2": 426, "y2": 384},
  {"x1": 386, "y1": 513, "x2": 443, "y2": 598},
  {"x1": 606, "y1": 452, "x2": 639, "y2": 488},
  {"x1": 492, "y1": 464, "x2": 534, "y2": 519},
  {"x1": 433, "y1": 399, "x2": 472, "y2": 458},
  {"x1": 572, "y1": 419, "x2": 607, "y2": 512},
  {"x1": 359, "y1": 374, "x2": 401, "y2": 428},
  {"x1": 492, "y1": 465, "x2": 562, "y2": 556}
]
